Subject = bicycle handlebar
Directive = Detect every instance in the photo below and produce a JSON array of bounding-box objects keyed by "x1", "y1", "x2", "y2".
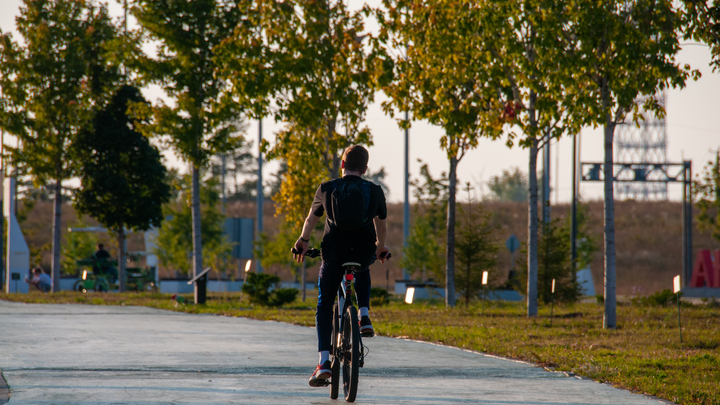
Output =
[
  {"x1": 291, "y1": 247, "x2": 391, "y2": 260},
  {"x1": 291, "y1": 247, "x2": 321, "y2": 258}
]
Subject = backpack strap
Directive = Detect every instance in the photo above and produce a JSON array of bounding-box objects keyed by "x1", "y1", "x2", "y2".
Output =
[{"x1": 360, "y1": 181, "x2": 371, "y2": 220}]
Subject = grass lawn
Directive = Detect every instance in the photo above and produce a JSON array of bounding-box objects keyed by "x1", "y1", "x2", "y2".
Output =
[{"x1": 2, "y1": 290, "x2": 719, "y2": 405}]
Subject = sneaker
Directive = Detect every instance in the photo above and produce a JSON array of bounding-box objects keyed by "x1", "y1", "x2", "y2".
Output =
[
  {"x1": 359, "y1": 316, "x2": 374, "y2": 337},
  {"x1": 308, "y1": 360, "x2": 332, "y2": 387}
]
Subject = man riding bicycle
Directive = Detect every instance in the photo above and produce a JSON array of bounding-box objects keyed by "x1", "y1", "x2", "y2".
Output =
[{"x1": 292, "y1": 145, "x2": 390, "y2": 387}]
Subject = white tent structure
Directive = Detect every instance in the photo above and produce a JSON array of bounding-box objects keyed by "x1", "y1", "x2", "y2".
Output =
[{"x1": 4, "y1": 177, "x2": 30, "y2": 294}]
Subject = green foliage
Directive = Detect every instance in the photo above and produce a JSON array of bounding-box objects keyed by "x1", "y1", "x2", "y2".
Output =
[
  {"x1": 632, "y1": 289, "x2": 683, "y2": 307},
  {"x1": 0, "y1": 0, "x2": 123, "y2": 285},
  {"x1": 455, "y1": 184, "x2": 500, "y2": 306},
  {"x1": 222, "y1": 0, "x2": 377, "y2": 233},
  {"x1": 74, "y1": 85, "x2": 170, "y2": 235},
  {"x1": 516, "y1": 218, "x2": 582, "y2": 305},
  {"x1": 569, "y1": 203, "x2": 599, "y2": 272},
  {"x1": 131, "y1": 0, "x2": 244, "y2": 168},
  {"x1": 370, "y1": 287, "x2": 390, "y2": 306},
  {"x1": 487, "y1": 168, "x2": 528, "y2": 202},
  {"x1": 242, "y1": 272, "x2": 298, "y2": 307},
  {"x1": 694, "y1": 151, "x2": 720, "y2": 243},
  {"x1": 567, "y1": 0, "x2": 697, "y2": 130},
  {"x1": 154, "y1": 176, "x2": 231, "y2": 275},
  {"x1": 257, "y1": 221, "x2": 319, "y2": 279},
  {"x1": 400, "y1": 163, "x2": 447, "y2": 283},
  {"x1": 61, "y1": 220, "x2": 100, "y2": 276},
  {"x1": 365, "y1": 167, "x2": 390, "y2": 198},
  {"x1": 680, "y1": 0, "x2": 720, "y2": 71},
  {"x1": 0, "y1": 0, "x2": 123, "y2": 184}
]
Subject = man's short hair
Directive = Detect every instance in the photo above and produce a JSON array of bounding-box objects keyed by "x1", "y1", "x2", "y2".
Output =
[
  {"x1": 343, "y1": 145, "x2": 369, "y2": 172},
  {"x1": 33, "y1": 267, "x2": 43, "y2": 275},
  {"x1": 98, "y1": 243, "x2": 104, "y2": 249}
]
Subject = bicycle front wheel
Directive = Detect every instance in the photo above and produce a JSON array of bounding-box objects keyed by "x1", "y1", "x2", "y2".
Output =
[
  {"x1": 330, "y1": 303, "x2": 340, "y2": 399},
  {"x1": 341, "y1": 305, "x2": 360, "y2": 402}
]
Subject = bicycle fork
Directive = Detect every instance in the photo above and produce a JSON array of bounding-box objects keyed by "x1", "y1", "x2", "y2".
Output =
[{"x1": 338, "y1": 272, "x2": 365, "y2": 368}]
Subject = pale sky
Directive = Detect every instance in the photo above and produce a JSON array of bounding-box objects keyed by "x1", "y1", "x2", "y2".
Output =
[{"x1": 1, "y1": 0, "x2": 718, "y2": 204}]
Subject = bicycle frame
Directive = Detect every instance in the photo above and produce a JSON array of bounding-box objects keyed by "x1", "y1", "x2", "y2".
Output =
[{"x1": 335, "y1": 265, "x2": 364, "y2": 367}]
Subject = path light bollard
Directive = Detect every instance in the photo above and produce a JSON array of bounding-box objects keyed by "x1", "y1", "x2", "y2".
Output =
[
  {"x1": 405, "y1": 287, "x2": 415, "y2": 304},
  {"x1": 481, "y1": 271, "x2": 488, "y2": 314},
  {"x1": 550, "y1": 279, "x2": 556, "y2": 326},
  {"x1": 674, "y1": 275, "x2": 682, "y2": 344},
  {"x1": 244, "y1": 260, "x2": 252, "y2": 283}
]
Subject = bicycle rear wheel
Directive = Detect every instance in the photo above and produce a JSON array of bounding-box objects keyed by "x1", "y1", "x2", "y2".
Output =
[
  {"x1": 330, "y1": 303, "x2": 340, "y2": 399},
  {"x1": 341, "y1": 305, "x2": 360, "y2": 402}
]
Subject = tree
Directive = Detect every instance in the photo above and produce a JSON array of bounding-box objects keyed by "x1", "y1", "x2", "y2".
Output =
[
  {"x1": 567, "y1": 0, "x2": 697, "y2": 328},
  {"x1": 62, "y1": 219, "x2": 100, "y2": 276},
  {"x1": 132, "y1": 0, "x2": 244, "y2": 303},
  {"x1": 400, "y1": 162, "x2": 448, "y2": 283},
  {"x1": 681, "y1": 0, "x2": 720, "y2": 70},
  {"x1": 374, "y1": 0, "x2": 505, "y2": 307},
  {"x1": 517, "y1": 217, "x2": 581, "y2": 305},
  {"x1": 154, "y1": 176, "x2": 231, "y2": 277},
  {"x1": 487, "y1": 168, "x2": 528, "y2": 202},
  {"x1": 73, "y1": 85, "x2": 170, "y2": 292},
  {"x1": 466, "y1": 0, "x2": 592, "y2": 317},
  {"x1": 0, "y1": 0, "x2": 122, "y2": 292},
  {"x1": 222, "y1": 0, "x2": 379, "y2": 233},
  {"x1": 455, "y1": 184, "x2": 499, "y2": 306},
  {"x1": 695, "y1": 151, "x2": 720, "y2": 242},
  {"x1": 365, "y1": 167, "x2": 391, "y2": 198}
]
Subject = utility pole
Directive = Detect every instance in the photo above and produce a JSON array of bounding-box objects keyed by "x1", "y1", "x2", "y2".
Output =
[
  {"x1": 256, "y1": 119, "x2": 264, "y2": 274},
  {"x1": 402, "y1": 110, "x2": 410, "y2": 280},
  {"x1": 571, "y1": 133, "x2": 578, "y2": 282}
]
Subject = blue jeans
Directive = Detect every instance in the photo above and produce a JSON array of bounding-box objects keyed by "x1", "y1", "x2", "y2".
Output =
[{"x1": 316, "y1": 260, "x2": 371, "y2": 352}]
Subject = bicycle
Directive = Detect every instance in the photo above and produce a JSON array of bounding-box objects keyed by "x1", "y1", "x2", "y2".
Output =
[{"x1": 292, "y1": 247, "x2": 390, "y2": 402}]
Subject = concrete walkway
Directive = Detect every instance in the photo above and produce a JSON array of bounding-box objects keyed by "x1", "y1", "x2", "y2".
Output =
[{"x1": 0, "y1": 300, "x2": 668, "y2": 405}]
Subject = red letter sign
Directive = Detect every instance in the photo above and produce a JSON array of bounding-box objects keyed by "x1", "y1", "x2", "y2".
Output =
[{"x1": 690, "y1": 250, "x2": 715, "y2": 288}]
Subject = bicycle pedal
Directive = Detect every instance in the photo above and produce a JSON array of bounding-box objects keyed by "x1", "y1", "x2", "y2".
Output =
[{"x1": 317, "y1": 379, "x2": 331, "y2": 387}]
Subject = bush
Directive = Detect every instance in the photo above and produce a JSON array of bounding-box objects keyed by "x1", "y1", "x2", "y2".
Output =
[
  {"x1": 242, "y1": 273, "x2": 298, "y2": 307},
  {"x1": 370, "y1": 287, "x2": 390, "y2": 306},
  {"x1": 269, "y1": 288, "x2": 299, "y2": 307},
  {"x1": 633, "y1": 289, "x2": 682, "y2": 307}
]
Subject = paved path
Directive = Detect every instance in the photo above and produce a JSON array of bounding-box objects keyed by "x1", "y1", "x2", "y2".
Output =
[{"x1": 0, "y1": 300, "x2": 668, "y2": 405}]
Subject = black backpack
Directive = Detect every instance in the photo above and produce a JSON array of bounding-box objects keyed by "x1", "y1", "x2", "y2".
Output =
[{"x1": 331, "y1": 179, "x2": 371, "y2": 231}]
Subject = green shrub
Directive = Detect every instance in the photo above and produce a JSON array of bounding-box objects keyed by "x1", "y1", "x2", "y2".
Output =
[
  {"x1": 242, "y1": 273, "x2": 298, "y2": 307},
  {"x1": 370, "y1": 287, "x2": 390, "y2": 306},
  {"x1": 268, "y1": 288, "x2": 299, "y2": 307},
  {"x1": 633, "y1": 289, "x2": 682, "y2": 307}
]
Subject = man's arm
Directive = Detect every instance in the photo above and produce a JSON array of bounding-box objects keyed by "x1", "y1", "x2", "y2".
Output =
[
  {"x1": 293, "y1": 208, "x2": 322, "y2": 263},
  {"x1": 373, "y1": 217, "x2": 390, "y2": 263}
]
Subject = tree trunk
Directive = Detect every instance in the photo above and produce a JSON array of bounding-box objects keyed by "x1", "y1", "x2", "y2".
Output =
[
  {"x1": 50, "y1": 178, "x2": 62, "y2": 293},
  {"x1": 117, "y1": 229, "x2": 126, "y2": 292},
  {"x1": 445, "y1": 155, "x2": 457, "y2": 308},
  {"x1": 527, "y1": 142, "x2": 539, "y2": 317},
  {"x1": 191, "y1": 164, "x2": 204, "y2": 304},
  {"x1": 602, "y1": 80, "x2": 617, "y2": 329}
]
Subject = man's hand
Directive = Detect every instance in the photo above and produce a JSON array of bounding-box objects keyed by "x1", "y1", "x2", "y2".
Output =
[
  {"x1": 293, "y1": 238, "x2": 309, "y2": 263},
  {"x1": 376, "y1": 245, "x2": 390, "y2": 263}
]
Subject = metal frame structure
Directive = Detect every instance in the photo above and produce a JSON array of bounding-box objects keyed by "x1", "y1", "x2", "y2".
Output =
[
  {"x1": 614, "y1": 93, "x2": 669, "y2": 200},
  {"x1": 581, "y1": 161, "x2": 693, "y2": 287}
]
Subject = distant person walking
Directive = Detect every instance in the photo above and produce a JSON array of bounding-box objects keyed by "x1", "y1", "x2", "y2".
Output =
[{"x1": 26, "y1": 267, "x2": 52, "y2": 293}]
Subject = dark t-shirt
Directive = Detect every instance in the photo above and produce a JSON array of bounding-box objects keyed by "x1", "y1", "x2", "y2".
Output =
[{"x1": 311, "y1": 175, "x2": 387, "y2": 267}]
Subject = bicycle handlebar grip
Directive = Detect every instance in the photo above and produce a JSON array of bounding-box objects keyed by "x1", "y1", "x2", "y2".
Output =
[{"x1": 292, "y1": 247, "x2": 321, "y2": 258}]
